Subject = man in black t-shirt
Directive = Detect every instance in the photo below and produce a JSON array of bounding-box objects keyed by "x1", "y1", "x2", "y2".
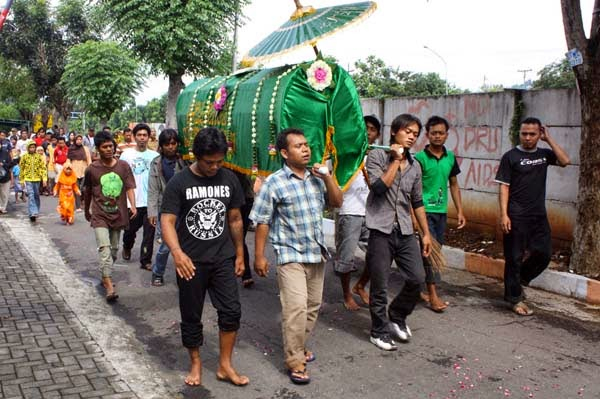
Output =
[
  {"x1": 494, "y1": 117, "x2": 570, "y2": 316},
  {"x1": 161, "y1": 128, "x2": 248, "y2": 387}
]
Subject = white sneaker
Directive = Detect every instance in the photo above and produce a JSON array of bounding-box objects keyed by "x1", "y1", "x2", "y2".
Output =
[
  {"x1": 390, "y1": 320, "x2": 411, "y2": 342},
  {"x1": 370, "y1": 334, "x2": 398, "y2": 351}
]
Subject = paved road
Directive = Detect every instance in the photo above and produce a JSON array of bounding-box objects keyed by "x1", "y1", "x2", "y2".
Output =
[{"x1": 1, "y1": 196, "x2": 600, "y2": 399}]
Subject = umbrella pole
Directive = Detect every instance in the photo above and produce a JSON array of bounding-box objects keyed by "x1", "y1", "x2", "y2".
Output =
[{"x1": 312, "y1": 44, "x2": 319, "y2": 57}]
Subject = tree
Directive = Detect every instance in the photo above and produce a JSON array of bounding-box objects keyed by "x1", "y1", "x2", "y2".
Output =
[
  {"x1": 352, "y1": 55, "x2": 463, "y2": 98},
  {"x1": 561, "y1": 0, "x2": 600, "y2": 277},
  {"x1": 61, "y1": 41, "x2": 144, "y2": 124},
  {"x1": 532, "y1": 58, "x2": 577, "y2": 89},
  {"x1": 0, "y1": 56, "x2": 38, "y2": 120},
  {"x1": 0, "y1": 0, "x2": 66, "y2": 127},
  {"x1": 0, "y1": 0, "x2": 100, "y2": 128},
  {"x1": 480, "y1": 83, "x2": 505, "y2": 93},
  {"x1": 352, "y1": 56, "x2": 408, "y2": 97},
  {"x1": 143, "y1": 94, "x2": 167, "y2": 123},
  {"x1": 100, "y1": 0, "x2": 247, "y2": 128}
]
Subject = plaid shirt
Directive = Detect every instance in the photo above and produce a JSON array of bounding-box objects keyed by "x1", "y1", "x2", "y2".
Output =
[{"x1": 250, "y1": 164, "x2": 328, "y2": 265}]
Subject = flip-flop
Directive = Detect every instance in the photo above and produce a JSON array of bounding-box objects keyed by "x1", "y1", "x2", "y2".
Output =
[
  {"x1": 512, "y1": 301, "x2": 533, "y2": 316},
  {"x1": 106, "y1": 292, "x2": 119, "y2": 303},
  {"x1": 304, "y1": 351, "x2": 316, "y2": 363},
  {"x1": 288, "y1": 369, "x2": 310, "y2": 384}
]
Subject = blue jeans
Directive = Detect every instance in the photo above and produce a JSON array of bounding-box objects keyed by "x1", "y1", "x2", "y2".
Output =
[
  {"x1": 152, "y1": 214, "x2": 170, "y2": 276},
  {"x1": 25, "y1": 181, "x2": 41, "y2": 217}
]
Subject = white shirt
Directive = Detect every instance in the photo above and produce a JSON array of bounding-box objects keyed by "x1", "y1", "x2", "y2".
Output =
[
  {"x1": 339, "y1": 157, "x2": 369, "y2": 216},
  {"x1": 119, "y1": 147, "x2": 159, "y2": 208}
]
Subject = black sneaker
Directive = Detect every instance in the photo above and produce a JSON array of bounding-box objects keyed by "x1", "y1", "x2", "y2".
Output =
[
  {"x1": 390, "y1": 319, "x2": 412, "y2": 343},
  {"x1": 151, "y1": 274, "x2": 164, "y2": 286},
  {"x1": 369, "y1": 334, "x2": 397, "y2": 351},
  {"x1": 29, "y1": 215, "x2": 37, "y2": 222},
  {"x1": 122, "y1": 247, "x2": 131, "y2": 261}
]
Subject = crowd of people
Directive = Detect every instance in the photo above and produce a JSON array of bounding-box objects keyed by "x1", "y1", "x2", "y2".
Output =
[{"x1": 0, "y1": 114, "x2": 569, "y2": 387}]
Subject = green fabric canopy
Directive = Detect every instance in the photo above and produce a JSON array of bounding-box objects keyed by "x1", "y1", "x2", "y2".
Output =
[
  {"x1": 242, "y1": 1, "x2": 377, "y2": 64},
  {"x1": 176, "y1": 61, "x2": 368, "y2": 188}
]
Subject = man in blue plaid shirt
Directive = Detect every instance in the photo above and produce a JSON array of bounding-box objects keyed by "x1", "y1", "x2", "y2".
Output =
[{"x1": 250, "y1": 128, "x2": 342, "y2": 385}]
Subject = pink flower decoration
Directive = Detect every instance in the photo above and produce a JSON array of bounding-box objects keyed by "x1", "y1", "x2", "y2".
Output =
[{"x1": 214, "y1": 86, "x2": 227, "y2": 111}]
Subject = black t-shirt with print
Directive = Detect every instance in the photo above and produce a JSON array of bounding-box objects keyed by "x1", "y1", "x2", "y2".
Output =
[
  {"x1": 161, "y1": 167, "x2": 245, "y2": 264},
  {"x1": 495, "y1": 147, "x2": 557, "y2": 218}
]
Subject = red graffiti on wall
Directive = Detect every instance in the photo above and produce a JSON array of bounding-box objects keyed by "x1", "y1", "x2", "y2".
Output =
[
  {"x1": 408, "y1": 100, "x2": 430, "y2": 114},
  {"x1": 461, "y1": 159, "x2": 500, "y2": 189},
  {"x1": 464, "y1": 96, "x2": 491, "y2": 119},
  {"x1": 462, "y1": 126, "x2": 500, "y2": 154}
]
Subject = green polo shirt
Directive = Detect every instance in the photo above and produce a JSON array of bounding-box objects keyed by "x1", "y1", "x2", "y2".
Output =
[{"x1": 414, "y1": 145, "x2": 460, "y2": 214}]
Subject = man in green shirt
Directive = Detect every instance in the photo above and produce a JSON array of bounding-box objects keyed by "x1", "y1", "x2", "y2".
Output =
[{"x1": 414, "y1": 116, "x2": 466, "y2": 312}]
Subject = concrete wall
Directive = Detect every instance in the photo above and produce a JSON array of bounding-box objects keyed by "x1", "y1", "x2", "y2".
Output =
[{"x1": 360, "y1": 88, "x2": 581, "y2": 245}]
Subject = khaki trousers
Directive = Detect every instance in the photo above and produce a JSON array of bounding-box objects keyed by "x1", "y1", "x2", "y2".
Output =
[{"x1": 276, "y1": 261, "x2": 325, "y2": 370}]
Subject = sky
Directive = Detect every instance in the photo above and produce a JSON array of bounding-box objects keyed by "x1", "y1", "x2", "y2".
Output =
[{"x1": 134, "y1": 0, "x2": 594, "y2": 104}]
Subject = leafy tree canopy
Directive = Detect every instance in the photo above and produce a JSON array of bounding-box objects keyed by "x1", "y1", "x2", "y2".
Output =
[
  {"x1": 532, "y1": 58, "x2": 576, "y2": 90},
  {"x1": 100, "y1": 0, "x2": 246, "y2": 77},
  {"x1": 61, "y1": 41, "x2": 144, "y2": 122},
  {"x1": 351, "y1": 55, "x2": 464, "y2": 98},
  {"x1": 0, "y1": 56, "x2": 38, "y2": 120}
]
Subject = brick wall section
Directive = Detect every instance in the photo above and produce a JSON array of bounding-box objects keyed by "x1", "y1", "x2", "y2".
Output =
[{"x1": 0, "y1": 238, "x2": 137, "y2": 399}]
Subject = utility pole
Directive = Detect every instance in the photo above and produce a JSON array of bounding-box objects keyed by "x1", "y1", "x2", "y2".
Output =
[
  {"x1": 517, "y1": 68, "x2": 532, "y2": 84},
  {"x1": 231, "y1": 0, "x2": 239, "y2": 73},
  {"x1": 424, "y1": 45, "x2": 448, "y2": 95}
]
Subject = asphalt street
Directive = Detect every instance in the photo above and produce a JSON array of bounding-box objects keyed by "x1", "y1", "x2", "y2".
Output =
[{"x1": 2, "y1": 195, "x2": 600, "y2": 399}]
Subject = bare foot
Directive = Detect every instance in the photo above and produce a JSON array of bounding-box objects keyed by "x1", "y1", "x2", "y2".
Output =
[
  {"x1": 429, "y1": 297, "x2": 449, "y2": 313},
  {"x1": 216, "y1": 366, "x2": 249, "y2": 386},
  {"x1": 185, "y1": 360, "x2": 202, "y2": 386},
  {"x1": 352, "y1": 284, "x2": 370, "y2": 305},
  {"x1": 343, "y1": 295, "x2": 360, "y2": 311}
]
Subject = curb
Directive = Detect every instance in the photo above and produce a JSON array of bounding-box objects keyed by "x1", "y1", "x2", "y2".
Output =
[
  {"x1": 443, "y1": 247, "x2": 600, "y2": 305},
  {"x1": 322, "y1": 219, "x2": 600, "y2": 305}
]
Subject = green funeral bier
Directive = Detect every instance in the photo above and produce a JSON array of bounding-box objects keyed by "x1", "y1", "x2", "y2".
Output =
[{"x1": 175, "y1": 61, "x2": 368, "y2": 189}]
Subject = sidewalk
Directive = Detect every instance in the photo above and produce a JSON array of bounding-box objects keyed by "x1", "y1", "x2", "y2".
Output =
[{"x1": 0, "y1": 224, "x2": 137, "y2": 399}]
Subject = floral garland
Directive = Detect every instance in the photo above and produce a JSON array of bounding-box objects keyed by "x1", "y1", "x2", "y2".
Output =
[
  {"x1": 225, "y1": 71, "x2": 259, "y2": 159},
  {"x1": 306, "y1": 60, "x2": 332, "y2": 91},
  {"x1": 250, "y1": 73, "x2": 272, "y2": 178},
  {"x1": 186, "y1": 77, "x2": 221, "y2": 153},
  {"x1": 268, "y1": 64, "x2": 299, "y2": 158}
]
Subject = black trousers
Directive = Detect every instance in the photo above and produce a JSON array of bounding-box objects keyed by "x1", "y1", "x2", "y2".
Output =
[
  {"x1": 240, "y1": 199, "x2": 254, "y2": 281},
  {"x1": 122, "y1": 206, "x2": 155, "y2": 266},
  {"x1": 367, "y1": 228, "x2": 425, "y2": 338},
  {"x1": 503, "y1": 216, "x2": 552, "y2": 304},
  {"x1": 178, "y1": 257, "x2": 241, "y2": 348}
]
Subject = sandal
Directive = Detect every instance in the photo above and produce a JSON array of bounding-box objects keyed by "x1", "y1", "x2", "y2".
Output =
[
  {"x1": 288, "y1": 368, "x2": 310, "y2": 385},
  {"x1": 304, "y1": 351, "x2": 316, "y2": 363},
  {"x1": 106, "y1": 292, "x2": 119, "y2": 303},
  {"x1": 512, "y1": 301, "x2": 533, "y2": 316},
  {"x1": 151, "y1": 274, "x2": 164, "y2": 287}
]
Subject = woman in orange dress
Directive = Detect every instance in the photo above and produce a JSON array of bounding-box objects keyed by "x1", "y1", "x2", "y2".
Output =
[{"x1": 53, "y1": 161, "x2": 80, "y2": 224}]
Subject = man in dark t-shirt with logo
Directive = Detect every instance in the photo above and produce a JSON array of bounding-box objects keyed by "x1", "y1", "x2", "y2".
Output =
[
  {"x1": 161, "y1": 127, "x2": 248, "y2": 388},
  {"x1": 494, "y1": 117, "x2": 570, "y2": 316}
]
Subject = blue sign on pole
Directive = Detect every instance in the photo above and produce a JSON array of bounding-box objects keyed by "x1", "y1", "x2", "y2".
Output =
[{"x1": 566, "y1": 48, "x2": 583, "y2": 67}]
